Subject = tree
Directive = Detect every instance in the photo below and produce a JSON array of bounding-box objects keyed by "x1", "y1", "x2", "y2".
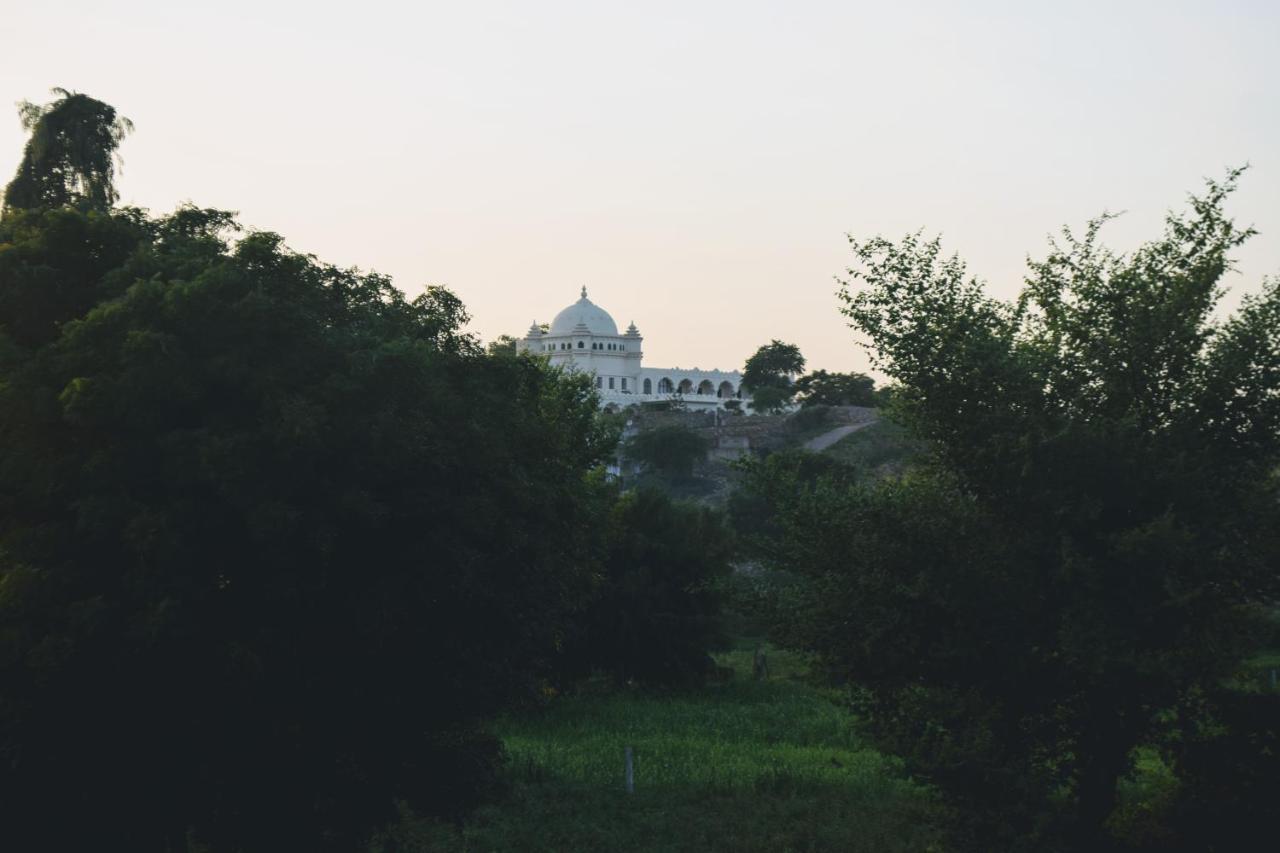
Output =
[
  {"x1": 742, "y1": 340, "x2": 804, "y2": 412},
  {"x1": 4, "y1": 89, "x2": 133, "y2": 213},
  {"x1": 792, "y1": 369, "x2": 876, "y2": 407},
  {"x1": 486, "y1": 333, "x2": 519, "y2": 356},
  {"x1": 0, "y1": 198, "x2": 612, "y2": 850},
  {"x1": 747, "y1": 172, "x2": 1280, "y2": 846},
  {"x1": 623, "y1": 424, "x2": 710, "y2": 479},
  {"x1": 558, "y1": 488, "x2": 734, "y2": 685}
]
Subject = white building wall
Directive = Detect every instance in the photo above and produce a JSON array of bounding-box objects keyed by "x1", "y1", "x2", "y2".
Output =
[{"x1": 517, "y1": 291, "x2": 750, "y2": 410}]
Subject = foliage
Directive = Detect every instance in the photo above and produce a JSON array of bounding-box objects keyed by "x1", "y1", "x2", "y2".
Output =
[
  {"x1": 486, "y1": 333, "x2": 519, "y2": 356},
  {"x1": 743, "y1": 339, "x2": 805, "y2": 389},
  {"x1": 793, "y1": 369, "x2": 876, "y2": 407},
  {"x1": 559, "y1": 488, "x2": 734, "y2": 685},
  {"x1": 871, "y1": 382, "x2": 899, "y2": 408},
  {"x1": 0, "y1": 201, "x2": 611, "y2": 852},
  {"x1": 623, "y1": 424, "x2": 710, "y2": 479},
  {"x1": 374, "y1": 644, "x2": 948, "y2": 853},
  {"x1": 4, "y1": 89, "x2": 133, "y2": 212},
  {"x1": 745, "y1": 172, "x2": 1280, "y2": 847},
  {"x1": 821, "y1": 418, "x2": 923, "y2": 480},
  {"x1": 1164, "y1": 690, "x2": 1280, "y2": 850},
  {"x1": 746, "y1": 385, "x2": 793, "y2": 413},
  {"x1": 743, "y1": 340, "x2": 804, "y2": 411},
  {"x1": 785, "y1": 403, "x2": 832, "y2": 433}
]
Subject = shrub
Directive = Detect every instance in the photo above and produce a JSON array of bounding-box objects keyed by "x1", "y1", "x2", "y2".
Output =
[
  {"x1": 623, "y1": 424, "x2": 710, "y2": 479},
  {"x1": 559, "y1": 489, "x2": 734, "y2": 685},
  {"x1": 786, "y1": 404, "x2": 832, "y2": 432},
  {"x1": 1166, "y1": 691, "x2": 1280, "y2": 850}
]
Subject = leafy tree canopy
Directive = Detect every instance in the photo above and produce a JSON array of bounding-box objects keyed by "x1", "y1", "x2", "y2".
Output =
[
  {"x1": 793, "y1": 369, "x2": 876, "y2": 407},
  {"x1": 3, "y1": 89, "x2": 133, "y2": 213},
  {"x1": 742, "y1": 339, "x2": 805, "y2": 391},
  {"x1": 558, "y1": 488, "x2": 734, "y2": 685},
  {"x1": 747, "y1": 170, "x2": 1280, "y2": 846},
  {"x1": 623, "y1": 424, "x2": 709, "y2": 479},
  {"x1": 743, "y1": 340, "x2": 805, "y2": 412},
  {"x1": 0, "y1": 195, "x2": 611, "y2": 851},
  {"x1": 486, "y1": 333, "x2": 519, "y2": 356}
]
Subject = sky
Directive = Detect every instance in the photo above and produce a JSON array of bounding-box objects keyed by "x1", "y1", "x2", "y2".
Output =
[{"x1": 3, "y1": 0, "x2": 1278, "y2": 375}]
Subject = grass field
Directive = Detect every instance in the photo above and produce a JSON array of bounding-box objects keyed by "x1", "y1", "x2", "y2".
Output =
[{"x1": 375, "y1": 644, "x2": 948, "y2": 852}]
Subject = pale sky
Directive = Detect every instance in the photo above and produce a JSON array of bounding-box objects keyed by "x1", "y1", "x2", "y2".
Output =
[{"x1": 3, "y1": 1, "x2": 1278, "y2": 375}]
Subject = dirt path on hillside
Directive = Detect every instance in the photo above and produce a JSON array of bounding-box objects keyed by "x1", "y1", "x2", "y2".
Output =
[{"x1": 804, "y1": 420, "x2": 876, "y2": 452}]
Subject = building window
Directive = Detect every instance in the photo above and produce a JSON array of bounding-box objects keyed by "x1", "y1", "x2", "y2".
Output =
[
  {"x1": 608, "y1": 377, "x2": 615, "y2": 389},
  {"x1": 595, "y1": 376, "x2": 602, "y2": 388},
  {"x1": 577, "y1": 341, "x2": 584, "y2": 348},
  {"x1": 621, "y1": 378, "x2": 627, "y2": 391},
  {"x1": 643, "y1": 378, "x2": 652, "y2": 394}
]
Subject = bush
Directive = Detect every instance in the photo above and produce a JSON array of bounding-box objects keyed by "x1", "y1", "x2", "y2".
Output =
[
  {"x1": 786, "y1": 404, "x2": 832, "y2": 432},
  {"x1": 1166, "y1": 691, "x2": 1280, "y2": 851},
  {"x1": 559, "y1": 489, "x2": 734, "y2": 685},
  {"x1": 623, "y1": 424, "x2": 710, "y2": 479}
]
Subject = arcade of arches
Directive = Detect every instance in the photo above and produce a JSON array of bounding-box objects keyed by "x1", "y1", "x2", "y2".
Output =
[{"x1": 517, "y1": 288, "x2": 748, "y2": 411}]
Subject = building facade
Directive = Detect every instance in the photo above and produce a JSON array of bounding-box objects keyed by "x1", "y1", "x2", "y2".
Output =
[{"x1": 517, "y1": 288, "x2": 748, "y2": 410}]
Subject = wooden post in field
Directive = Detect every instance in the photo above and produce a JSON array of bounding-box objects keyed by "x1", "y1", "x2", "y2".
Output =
[
  {"x1": 1271, "y1": 668, "x2": 1277, "y2": 690},
  {"x1": 624, "y1": 746, "x2": 634, "y2": 794},
  {"x1": 753, "y1": 645, "x2": 769, "y2": 681}
]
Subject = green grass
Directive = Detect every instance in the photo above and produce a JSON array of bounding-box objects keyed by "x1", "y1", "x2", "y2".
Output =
[
  {"x1": 376, "y1": 645, "x2": 948, "y2": 852},
  {"x1": 1243, "y1": 649, "x2": 1280, "y2": 670},
  {"x1": 822, "y1": 419, "x2": 923, "y2": 478}
]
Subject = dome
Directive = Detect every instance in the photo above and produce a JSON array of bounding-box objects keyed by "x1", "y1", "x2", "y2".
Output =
[{"x1": 548, "y1": 287, "x2": 618, "y2": 336}]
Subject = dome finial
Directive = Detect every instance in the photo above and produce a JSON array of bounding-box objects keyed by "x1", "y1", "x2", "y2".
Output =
[{"x1": 581, "y1": 285, "x2": 588, "y2": 299}]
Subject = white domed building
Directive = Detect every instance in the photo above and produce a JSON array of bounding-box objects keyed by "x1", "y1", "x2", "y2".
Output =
[{"x1": 517, "y1": 288, "x2": 748, "y2": 411}]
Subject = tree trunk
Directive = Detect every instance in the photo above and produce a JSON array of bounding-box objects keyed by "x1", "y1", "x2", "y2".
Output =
[{"x1": 1075, "y1": 736, "x2": 1129, "y2": 849}]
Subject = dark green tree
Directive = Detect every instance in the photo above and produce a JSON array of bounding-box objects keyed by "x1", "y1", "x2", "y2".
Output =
[
  {"x1": 486, "y1": 333, "x2": 519, "y2": 356},
  {"x1": 746, "y1": 172, "x2": 1280, "y2": 847},
  {"x1": 793, "y1": 369, "x2": 876, "y2": 407},
  {"x1": 623, "y1": 424, "x2": 710, "y2": 479},
  {"x1": 3, "y1": 89, "x2": 133, "y2": 213},
  {"x1": 0, "y1": 197, "x2": 611, "y2": 851},
  {"x1": 559, "y1": 488, "x2": 734, "y2": 685},
  {"x1": 742, "y1": 340, "x2": 804, "y2": 412}
]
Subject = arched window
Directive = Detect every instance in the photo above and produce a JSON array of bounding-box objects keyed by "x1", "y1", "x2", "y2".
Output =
[
  {"x1": 678, "y1": 379, "x2": 694, "y2": 395},
  {"x1": 717, "y1": 381, "x2": 735, "y2": 398},
  {"x1": 608, "y1": 377, "x2": 615, "y2": 389},
  {"x1": 643, "y1": 378, "x2": 652, "y2": 394},
  {"x1": 658, "y1": 378, "x2": 674, "y2": 394},
  {"x1": 697, "y1": 380, "x2": 714, "y2": 396},
  {"x1": 577, "y1": 341, "x2": 584, "y2": 349},
  {"x1": 595, "y1": 376, "x2": 602, "y2": 388}
]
